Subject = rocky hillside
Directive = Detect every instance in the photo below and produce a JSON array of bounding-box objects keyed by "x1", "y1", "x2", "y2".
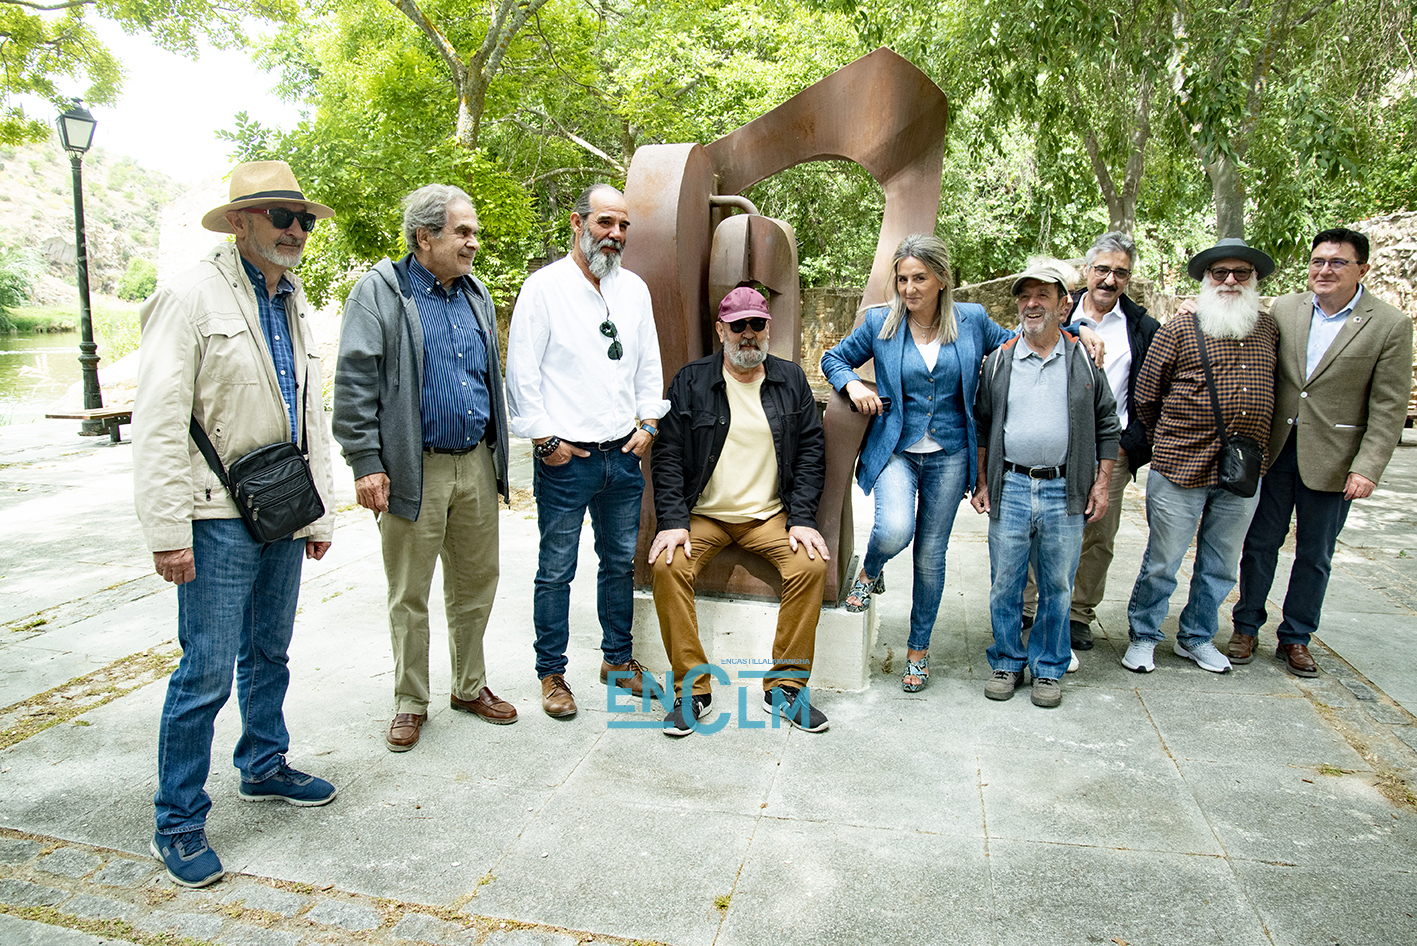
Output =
[{"x1": 0, "y1": 137, "x2": 179, "y2": 306}]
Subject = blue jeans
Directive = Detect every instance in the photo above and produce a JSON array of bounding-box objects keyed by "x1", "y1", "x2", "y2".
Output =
[
  {"x1": 1127, "y1": 468, "x2": 1261, "y2": 648},
  {"x1": 861, "y1": 450, "x2": 969, "y2": 651},
  {"x1": 1233, "y1": 435, "x2": 1351, "y2": 647},
  {"x1": 155, "y1": 518, "x2": 305, "y2": 835},
  {"x1": 987, "y1": 471, "x2": 1083, "y2": 680},
  {"x1": 532, "y1": 444, "x2": 644, "y2": 677}
]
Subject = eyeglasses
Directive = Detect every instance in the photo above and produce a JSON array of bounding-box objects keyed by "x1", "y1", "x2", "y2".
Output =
[
  {"x1": 1090, "y1": 264, "x2": 1131, "y2": 281},
  {"x1": 724, "y1": 317, "x2": 769, "y2": 333},
  {"x1": 1208, "y1": 266, "x2": 1255, "y2": 283},
  {"x1": 600, "y1": 317, "x2": 623, "y2": 360},
  {"x1": 1308, "y1": 258, "x2": 1354, "y2": 271},
  {"x1": 246, "y1": 207, "x2": 318, "y2": 232}
]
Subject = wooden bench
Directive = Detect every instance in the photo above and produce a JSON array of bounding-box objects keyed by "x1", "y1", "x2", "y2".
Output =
[{"x1": 45, "y1": 407, "x2": 133, "y2": 444}]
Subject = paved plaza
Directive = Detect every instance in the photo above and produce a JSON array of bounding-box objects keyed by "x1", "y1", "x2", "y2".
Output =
[{"x1": 2, "y1": 418, "x2": 1416, "y2": 946}]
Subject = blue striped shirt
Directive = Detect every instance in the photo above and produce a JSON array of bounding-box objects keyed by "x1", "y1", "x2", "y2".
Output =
[
  {"x1": 239, "y1": 256, "x2": 299, "y2": 442},
  {"x1": 408, "y1": 258, "x2": 491, "y2": 449}
]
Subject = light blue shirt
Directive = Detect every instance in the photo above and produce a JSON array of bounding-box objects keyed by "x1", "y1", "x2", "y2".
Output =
[{"x1": 1306, "y1": 285, "x2": 1363, "y2": 379}]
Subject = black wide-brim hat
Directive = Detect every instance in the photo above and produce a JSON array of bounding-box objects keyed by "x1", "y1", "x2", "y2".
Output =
[{"x1": 1187, "y1": 237, "x2": 1275, "y2": 281}]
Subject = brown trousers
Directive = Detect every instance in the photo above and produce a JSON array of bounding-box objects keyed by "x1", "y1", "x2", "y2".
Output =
[
  {"x1": 652, "y1": 513, "x2": 827, "y2": 697},
  {"x1": 1025, "y1": 451, "x2": 1131, "y2": 624}
]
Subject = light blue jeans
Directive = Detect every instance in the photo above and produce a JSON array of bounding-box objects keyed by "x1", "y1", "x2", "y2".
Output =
[
  {"x1": 987, "y1": 471, "x2": 1083, "y2": 680},
  {"x1": 155, "y1": 518, "x2": 305, "y2": 835},
  {"x1": 861, "y1": 450, "x2": 970, "y2": 651},
  {"x1": 1127, "y1": 468, "x2": 1261, "y2": 648}
]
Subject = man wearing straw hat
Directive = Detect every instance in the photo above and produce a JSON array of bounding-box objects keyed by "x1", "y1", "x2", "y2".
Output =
[{"x1": 133, "y1": 161, "x2": 338, "y2": 888}]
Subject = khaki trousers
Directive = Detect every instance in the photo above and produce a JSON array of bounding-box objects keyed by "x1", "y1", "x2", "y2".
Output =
[
  {"x1": 1024, "y1": 451, "x2": 1131, "y2": 624},
  {"x1": 379, "y1": 447, "x2": 499, "y2": 714},
  {"x1": 652, "y1": 513, "x2": 827, "y2": 697}
]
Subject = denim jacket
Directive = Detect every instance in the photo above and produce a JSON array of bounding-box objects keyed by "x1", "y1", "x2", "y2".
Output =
[{"x1": 651, "y1": 352, "x2": 825, "y2": 531}]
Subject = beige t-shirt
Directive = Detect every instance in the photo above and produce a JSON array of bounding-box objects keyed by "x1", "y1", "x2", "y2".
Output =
[{"x1": 691, "y1": 368, "x2": 783, "y2": 523}]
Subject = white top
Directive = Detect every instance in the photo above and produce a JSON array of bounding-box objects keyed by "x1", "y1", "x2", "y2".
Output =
[
  {"x1": 506, "y1": 255, "x2": 669, "y2": 441},
  {"x1": 1072, "y1": 294, "x2": 1131, "y2": 430}
]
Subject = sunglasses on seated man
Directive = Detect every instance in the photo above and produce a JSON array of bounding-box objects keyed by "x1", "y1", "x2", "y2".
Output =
[
  {"x1": 725, "y1": 317, "x2": 769, "y2": 333},
  {"x1": 246, "y1": 207, "x2": 319, "y2": 232}
]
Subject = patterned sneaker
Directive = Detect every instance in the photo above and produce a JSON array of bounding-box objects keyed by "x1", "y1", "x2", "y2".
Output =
[
  {"x1": 1174, "y1": 639, "x2": 1232, "y2": 674},
  {"x1": 663, "y1": 694, "x2": 712, "y2": 737},
  {"x1": 151, "y1": 829, "x2": 223, "y2": 888},
  {"x1": 763, "y1": 686, "x2": 829, "y2": 732},
  {"x1": 239, "y1": 761, "x2": 337, "y2": 806},
  {"x1": 1122, "y1": 640, "x2": 1156, "y2": 673}
]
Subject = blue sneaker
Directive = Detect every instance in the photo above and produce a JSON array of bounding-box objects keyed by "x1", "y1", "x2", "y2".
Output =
[
  {"x1": 151, "y1": 829, "x2": 223, "y2": 888},
  {"x1": 238, "y1": 761, "x2": 337, "y2": 806}
]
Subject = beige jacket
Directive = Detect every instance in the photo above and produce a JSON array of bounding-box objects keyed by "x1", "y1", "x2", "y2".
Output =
[
  {"x1": 132, "y1": 244, "x2": 336, "y2": 552},
  {"x1": 1268, "y1": 289, "x2": 1414, "y2": 492}
]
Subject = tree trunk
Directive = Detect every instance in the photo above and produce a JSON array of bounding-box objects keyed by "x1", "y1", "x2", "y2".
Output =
[
  {"x1": 455, "y1": 77, "x2": 486, "y2": 150},
  {"x1": 1204, "y1": 151, "x2": 1246, "y2": 239}
]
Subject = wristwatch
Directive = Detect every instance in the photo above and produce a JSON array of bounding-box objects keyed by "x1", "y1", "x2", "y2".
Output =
[{"x1": 639, "y1": 422, "x2": 658, "y2": 438}]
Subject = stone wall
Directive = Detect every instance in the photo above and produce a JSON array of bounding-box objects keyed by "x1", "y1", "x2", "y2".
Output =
[{"x1": 1353, "y1": 211, "x2": 1417, "y2": 421}]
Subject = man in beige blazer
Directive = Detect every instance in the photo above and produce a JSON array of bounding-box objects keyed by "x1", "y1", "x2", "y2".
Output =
[{"x1": 1228, "y1": 227, "x2": 1414, "y2": 676}]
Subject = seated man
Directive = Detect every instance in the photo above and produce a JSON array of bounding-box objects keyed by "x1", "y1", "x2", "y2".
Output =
[{"x1": 648, "y1": 287, "x2": 830, "y2": 736}]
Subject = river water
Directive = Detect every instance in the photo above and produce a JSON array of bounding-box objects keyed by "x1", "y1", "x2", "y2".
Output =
[{"x1": 0, "y1": 331, "x2": 83, "y2": 425}]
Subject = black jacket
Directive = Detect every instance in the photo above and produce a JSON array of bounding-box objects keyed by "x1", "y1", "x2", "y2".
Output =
[
  {"x1": 1065, "y1": 289, "x2": 1160, "y2": 477},
  {"x1": 651, "y1": 352, "x2": 825, "y2": 531}
]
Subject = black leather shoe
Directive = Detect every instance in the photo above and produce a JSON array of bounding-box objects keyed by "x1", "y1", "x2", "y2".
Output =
[{"x1": 1070, "y1": 620, "x2": 1094, "y2": 651}]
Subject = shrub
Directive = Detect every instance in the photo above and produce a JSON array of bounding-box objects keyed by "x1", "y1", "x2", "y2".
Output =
[{"x1": 116, "y1": 257, "x2": 157, "y2": 302}]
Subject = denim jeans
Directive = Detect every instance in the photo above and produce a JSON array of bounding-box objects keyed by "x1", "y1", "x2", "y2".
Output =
[
  {"x1": 861, "y1": 450, "x2": 970, "y2": 651},
  {"x1": 532, "y1": 444, "x2": 644, "y2": 677},
  {"x1": 155, "y1": 518, "x2": 305, "y2": 835},
  {"x1": 987, "y1": 471, "x2": 1083, "y2": 680},
  {"x1": 1233, "y1": 435, "x2": 1351, "y2": 647},
  {"x1": 1127, "y1": 468, "x2": 1261, "y2": 648}
]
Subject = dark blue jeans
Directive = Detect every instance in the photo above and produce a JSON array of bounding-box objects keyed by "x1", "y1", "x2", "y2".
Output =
[
  {"x1": 1233, "y1": 435, "x2": 1351, "y2": 646},
  {"x1": 155, "y1": 518, "x2": 305, "y2": 835},
  {"x1": 532, "y1": 445, "x2": 644, "y2": 677}
]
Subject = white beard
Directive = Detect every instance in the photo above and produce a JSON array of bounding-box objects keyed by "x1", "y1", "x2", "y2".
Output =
[
  {"x1": 580, "y1": 227, "x2": 623, "y2": 280},
  {"x1": 1195, "y1": 281, "x2": 1261, "y2": 339},
  {"x1": 724, "y1": 335, "x2": 767, "y2": 369}
]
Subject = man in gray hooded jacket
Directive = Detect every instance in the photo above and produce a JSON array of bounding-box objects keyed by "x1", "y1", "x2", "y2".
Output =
[{"x1": 333, "y1": 184, "x2": 513, "y2": 752}]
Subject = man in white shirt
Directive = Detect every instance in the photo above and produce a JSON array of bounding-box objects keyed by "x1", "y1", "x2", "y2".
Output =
[
  {"x1": 1229, "y1": 227, "x2": 1413, "y2": 676},
  {"x1": 506, "y1": 184, "x2": 669, "y2": 718}
]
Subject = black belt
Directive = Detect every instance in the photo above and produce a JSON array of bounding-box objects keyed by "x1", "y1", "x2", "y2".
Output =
[
  {"x1": 565, "y1": 432, "x2": 633, "y2": 452},
  {"x1": 425, "y1": 443, "x2": 480, "y2": 455},
  {"x1": 1005, "y1": 460, "x2": 1065, "y2": 480}
]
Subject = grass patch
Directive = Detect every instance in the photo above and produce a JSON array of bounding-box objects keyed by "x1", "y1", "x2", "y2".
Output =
[
  {"x1": 5, "y1": 302, "x2": 142, "y2": 361},
  {"x1": 1319, "y1": 763, "x2": 1345, "y2": 777},
  {"x1": 1, "y1": 308, "x2": 75, "y2": 333},
  {"x1": 713, "y1": 893, "x2": 732, "y2": 911},
  {"x1": 0, "y1": 904, "x2": 215, "y2": 946}
]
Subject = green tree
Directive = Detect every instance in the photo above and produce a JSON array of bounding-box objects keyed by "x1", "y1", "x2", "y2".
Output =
[
  {"x1": 0, "y1": 243, "x2": 37, "y2": 331},
  {"x1": 116, "y1": 255, "x2": 156, "y2": 301}
]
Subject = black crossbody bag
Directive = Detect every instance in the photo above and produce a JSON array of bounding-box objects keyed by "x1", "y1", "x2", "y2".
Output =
[
  {"x1": 1193, "y1": 318, "x2": 1263, "y2": 498},
  {"x1": 189, "y1": 380, "x2": 325, "y2": 543}
]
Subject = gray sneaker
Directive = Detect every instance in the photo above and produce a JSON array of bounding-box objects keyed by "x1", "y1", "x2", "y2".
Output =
[
  {"x1": 1031, "y1": 677, "x2": 1062, "y2": 708},
  {"x1": 1174, "y1": 639, "x2": 1232, "y2": 674},
  {"x1": 985, "y1": 669, "x2": 1021, "y2": 701},
  {"x1": 1122, "y1": 640, "x2": 1156, "y2": 673}
]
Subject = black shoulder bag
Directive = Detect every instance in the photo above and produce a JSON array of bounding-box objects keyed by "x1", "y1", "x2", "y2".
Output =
[
  {"x1": 1193, "y1": 318, "x2": 1263, "y2": 498},
  {"x1": 189, "y1": 380, "x2": 325, "y2": 543}
]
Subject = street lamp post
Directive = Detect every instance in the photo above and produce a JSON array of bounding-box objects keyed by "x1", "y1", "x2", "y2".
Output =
[{"x1": 56, "y1": 99, "x2": 104, "y2": 436}]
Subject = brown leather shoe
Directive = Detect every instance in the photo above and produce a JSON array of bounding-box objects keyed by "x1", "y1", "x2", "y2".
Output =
[
  {"x1": 451, "y1": 687, "x2": 518, "y2": 725},
  {"x1": 386, "y1": 712, "x2": 426, "y2": 752},
  {"x1": 1277, "y1": 643, "x2": 1318, "y2": 678},
  {"x1": 1227, "y1": 631, "x2": 1257, "y2": 664},
  {"x1": 541, "y1": 674, "x2": 577, "y2": 718},
  {"x1": 600, "y1": 658, "x2": 646, "y2": 697}
]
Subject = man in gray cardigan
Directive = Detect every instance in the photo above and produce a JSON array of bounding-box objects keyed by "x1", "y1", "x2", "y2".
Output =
[
  {"x1": 333, "y1": 184, "x2": 513, "y2": 752},
  {"x1": 971, "y1": 260, "x2": 1119, "y2": 708}
]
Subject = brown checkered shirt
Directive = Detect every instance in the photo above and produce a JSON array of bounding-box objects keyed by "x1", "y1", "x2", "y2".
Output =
[{"x1": 1134, "y1": 311, "x2": 1278, "y2": 488}]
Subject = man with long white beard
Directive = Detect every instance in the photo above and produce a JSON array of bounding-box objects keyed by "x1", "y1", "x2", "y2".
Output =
[
  {"x1": 506, "y1": 183, "x2": 668, "y2": 718},
  {"x1": 1122, "y1": 238, "x2": 1280, "y2": 675},
  {"x1": 648, "y1": 287, "x2": 830, "y2": 735}
]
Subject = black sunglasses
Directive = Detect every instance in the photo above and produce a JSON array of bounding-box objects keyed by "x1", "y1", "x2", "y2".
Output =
[
  {"x1": 725, "y1": 317, "x2": 768, "y2": 333},
  {"x1": 247, "y1": 207, "x2": 318, "y2": 232},
  {"x1": 600, "y1": 318, "x2": 623, "y2": 360}
]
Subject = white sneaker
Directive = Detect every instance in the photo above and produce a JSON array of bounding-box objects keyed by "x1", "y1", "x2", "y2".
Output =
[
  {"x1": 1122, "y1": 640, "x2": 1156, "y2": 673},
  {"x1": 1067, "y1": 650, "x2": 1080, "y2": 673},
  {"x1": 1174, "y1": 639, "x2": 1232, "y2": 673}
]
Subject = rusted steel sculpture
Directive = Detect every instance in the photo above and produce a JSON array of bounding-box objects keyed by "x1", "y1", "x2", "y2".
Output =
[{"x1": 624, "y1": 47, "x2": 949, "y2": 603}]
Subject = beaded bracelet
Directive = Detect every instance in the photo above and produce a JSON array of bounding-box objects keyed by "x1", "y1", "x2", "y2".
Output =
[{"x1": 533, "y1": 436, "x2": 561, "y2": 459}]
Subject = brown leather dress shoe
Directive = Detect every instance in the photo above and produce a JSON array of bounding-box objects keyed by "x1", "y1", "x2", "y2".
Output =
[
  {"x1": 1227, "y1": 631, "x2": 1257, "y2": 664},
  {"x1": 1277, "y1": 643, "x2": 1318, "y2": 678},
  {"x1": 386, "y1": 712, "x2": 426, "y2": 752},
  {"x1": 451, "y1": 687, "x2": 518, "y2": 725},
  {"x1": 541, "y1": 674, "x2": 577, "y2": 718},
  {"x1": 600, "y1": 658, "x2": 646, "y2": 697}
]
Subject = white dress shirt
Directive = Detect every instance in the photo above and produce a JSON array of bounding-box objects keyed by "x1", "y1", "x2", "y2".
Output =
[
  {"x1": 506, "y1": 255, "x2": 669, "y2": 442},
  {"x1": 1306, "y1": 286, "x2": 1362, "y2": 380},
  {"x1": 1072, "y1": 294, "x2": 1131, "y2": 429}
]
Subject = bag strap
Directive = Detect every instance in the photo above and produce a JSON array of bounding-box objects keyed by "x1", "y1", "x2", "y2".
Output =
[
  {"x1": 1191, "y1": 316, "x2": 1231, "y2": 449},
  {"x1": 189, "y1": 417, "x2": 232, "y2": 490}
]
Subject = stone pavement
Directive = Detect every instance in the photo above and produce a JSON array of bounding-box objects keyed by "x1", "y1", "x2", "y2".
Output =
[{"x1": 2, "y1": 418, "x2": 1416, "y2": 946}]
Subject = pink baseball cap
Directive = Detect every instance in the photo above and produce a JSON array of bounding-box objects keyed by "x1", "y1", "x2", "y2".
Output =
[{"x1": 718, "y1": 286, "x2": 771, "y2": 321}]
